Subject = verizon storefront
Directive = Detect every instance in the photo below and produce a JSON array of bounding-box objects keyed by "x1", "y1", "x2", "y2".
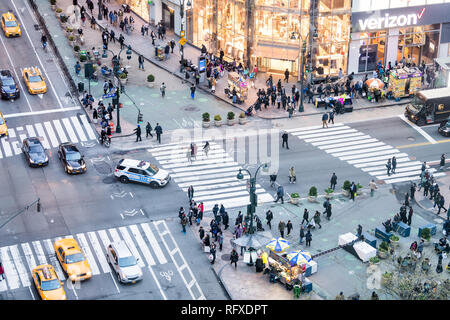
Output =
[{"x1": 348, "y1": 1, "x2": 450, "y2": 74}]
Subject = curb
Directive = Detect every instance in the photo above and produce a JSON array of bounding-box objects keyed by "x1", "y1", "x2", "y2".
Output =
[{"x1": 211, "y1": 264, "x2": 233, "y2": 300}]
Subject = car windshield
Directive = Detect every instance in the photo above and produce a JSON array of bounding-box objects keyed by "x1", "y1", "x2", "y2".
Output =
[
  {"x1": 66, "y1": 151, "x2": 81, "y2": 161},
  {"x1": 41, "y1": 279, "x2": 61, "y2": 291},
  {"x1": 148, "y1": 164, "x2": 159, "y2": 174},
  {"x1": 118, "y1": 256, "x2": 137, "y2": 268},
  {"x1": 5, "y1": 21, "x2": 17, "y2": 27},
  {"x1": 29, "y1": 144, "x2": 44, "y2": 153},
  {"x1": 29, "y1": 75, "x2": 42, "y2": 83},
  {"x1": 2, "y1": 78, "x2": 15, "y2": 86},
  {"x1": 0, "y1": 117, "x2": 4, "y2": 125},
  {"x1": 66, "y1": 253, "x2": 84, "y2": 264},
  {"x1": 410, "y1": 96, "x2": 424, "y2": 111}
]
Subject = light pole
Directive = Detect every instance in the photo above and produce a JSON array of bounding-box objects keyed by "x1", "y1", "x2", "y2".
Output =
[
  {"x1": 298, "y1": 35, "x2": 309, "y2": 113},
  {"x1": 97, "y1": 0, "x2": 103, "y2": 20},
  {"x1": 236, "y1": 163, "x2": 268, "y2": 235},
  {"x1": 179, "y1": 0, "x2": 191, "y2": 67}
]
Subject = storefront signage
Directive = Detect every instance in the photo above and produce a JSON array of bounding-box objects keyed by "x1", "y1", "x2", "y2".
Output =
[{"x1": 352, "y1": 3, "x2": 450, "y2": 32}]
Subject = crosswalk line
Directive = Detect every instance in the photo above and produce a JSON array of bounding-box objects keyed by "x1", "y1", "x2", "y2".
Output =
[
  {"x1": 128, "y1": 225, "x2": 156, "y2": 266},
  {"x1": 118, "y1": 227, "x2": 145, "y2": 268},
  {"x1": 171, "y1": 166, "x2": 241, "y2": 178},
  {"x1": 324, "y1": 142, "x2": 385, "y2": 153},
  {"x1": 108, "y1": 228, "x2": 122, "y2": 243},
  {"x1": 353, "y1": 157, "x2": 410, "y2": 168},
  {"x1": 8, "y1": 129, "x2": 22, "y2": 155},
  {"x1": 87, "y1": 232, "x2": 110, "y2": 274},
  {"x1": 79, "y1": 115, "x2": 97, "y2": 140},
  {"x1": 367, "y1": 165, "x2": 425, "y2": 176},
  {"x1": 34, "y1": 123, "x2": 51, "y2": 149},
  {"x1": 9, "y1": 245, "x2": 30, "y2": 287},
  {"x1": 32, "y1": 241, "x2": 48, "y2": 265},
  {"x1": 25, "y1": 124, "x2": 36, "y2": 138},
  {"x1": 97, "y1": 229, "x2": 112, "y2": 251},
  {"x1": 339, "y1": 149, "x2": 400, "y2": 161},
  {"x1": 311, "y1": 134, "x2": 371, "y2": 146},
  {"x1": 348, "y1": 153, "x2": 409, "y2": 165},
  {"x1": 21, "y1": 243, "x2": 37, "y2": 272},
  {"x1": 194, "y1": 188, "x2": 267, "y2": 202},
  {"x1": 76, "y1": 233, "x2": 100, "y2": 276},
  {"x1": 293, "y1": 128, "x2": 357, "y2": 140},
  {"x1": 361, "y1": 161, "x2": 422, "y2": 172},
  {"x1": 161, "y1": 157, "x2": 235, "y2": 169},
  {"x1": 52, "y1": 119, "x2": 68, "y2": 143},
  {"x1": 376, "y1": 169, "x2": 436, "y2": 180},
  {"x1": 152, "y1": 144, "x2": 222, "y2": 158},
  {"x1": 42, "y1": 239, "x2": 65, "y2": 281},
  {"x1": 1, "y1": 138, "x2": 13, "y2": 157},
  {"x1": 44, "y1": 121, "x2": 59, "y2": 148},
  {"x1": 290, "y1": 125, "x2": 351, "y2": 136},
  {"x1": 0, "y1": 247, "x2": 20, "y2": 290},
  {"x1": 173, "y1": 171, "x2": 245, "y2": 183},
  {"x1": 139, "y1": 223, "x2": 168, "y2": 265},
  {"x1": 62, "y1": 118, "x2": 78, "y2": 143},
  {"x1": 305, "y1": 132, "x2": 365, "y2": 143},
  {"x1": 180, "y1": 180, "x2": 249, "y2": 192},
  {"x1": 285, "y1": 123, "x2": 345, "y2": 133},
  {"x1": 201, "y1": 193, "x2": 274, "y2": 212},
  {"x1": 332, "y1": 145, "x2": 393, "y2": 157},
  {"x1": 194, "y1": 185, "x2": 247, "y2": 197},
  {"x1": 383, "y1": 175, "x2": 422, "y2": 184},
  {"x1": 158, "y1": 152, "x2": 230, "y2": 165},
  {"x1": 168, "y1": 162, "x2": 239, "y2": 174},
  {"x1": 177, "y1": 175, "x2": 249, "y2": 188},
  {"x1": 70, "y1": 116, "x2": 87, "y2": 141}
]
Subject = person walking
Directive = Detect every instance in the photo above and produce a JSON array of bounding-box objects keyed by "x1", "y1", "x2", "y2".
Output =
[
  {"x1": 187, "y1": 185, "x2": 194, "y2": 201},
  {"x1": 0, "y1": 262, "x2": 4, "y2": 281},
  {"x1": 288, "y1": 167, "x2": 296, "y2": 183},
  {"x1": 199, "y1": 226, "x2": 205, "y2": 240},
  {"x1": 330, "y1": 173, "x2": 337, "y2": 190},
  {"x1": 274, "y1": 185, "x2": 284, "y2": 204},
  {"x1": 392, "y1": 156, "x2": 397, "y2": 174},
  {"x1": 386, "y1": 158, "x2": 392, "y2": 176},
  {"x1": 209, "y1": 243, "x2": 216, "y2": 264},
  {"x1": 190, "y1": 84, "x2": 196, "y2": 99},
  {"x1": 328, "y1": 109, "x2": 335, "y2": 124},
  {"x1": 180, "y1": 214, "x2": 187, "y2": 234},
  {"x1": 314, "y1": 211, "x2": 322, "y2": 229},
  {"x1": 133, "y1": 125, "x2": 142, "y2": 142},
  {"x1": 417, "y1": 239, "x2": 424, "y2": 258},
  {"x1": 198, "y1": 202, "x2": 204, "y2": 221},
  {"x1": 286, "y1": 220, "x2": 293, "y2": 236},
  {"x1": 369, "y1": 179, "x2": 377, "y2": 197},
  {"x1": 299, "y1": 225, "x2": 305, "y2": 244},
  {"x1": 278, "y1": 220, "x2": 286, "y2": 238},
  {"x1": 203, "y1": 141, "x2": 210, "y2": 157},
  {"x1": 325, "y1": 202, "x2": 332, "y2": 220},
  {"x1": 75, "y1": 61, "x2": 81, "y2": 76},
  {"x1": 440, "y1": 154, "x2": 446, "y2": 171},
  {"x1": 145, "y1": 122, "x2": 153, "y2": 138},
  {"x1": 160, "y1": 82, "x2": 166, "y2": 97},
  {"x1": 438, "y1": 195, "x2": 447, "y2": 215},
  {"x1": 407, "y1": 206, "x2": 413, "y2": 226},
  {"x1": 305, "y1": 230, "x2": 312, "y2": 247},
  {"x1": 217, "y1": 232, "x2": 224, "y2": 251},
  {"x1": 103, "y1": 80, "x2": 109, "y2": 95},
  {"x1": 230, "y1": 248, "x2": 239, "y2": 269},
  {"x1": 350, "y1": 182, "x2": 357, "y2": 201},
  {"x1": 155, "y1": 123, "x2": 163, "y2": 144},
  {"x1": 222, "y1": 211, "x2": 229, "y2": 230},
  {"x1": 266, "y1": 210, "x2": 273, "y2": 229},
  {"x1": 284, "y1": 68, "x2": 289, "y2": 82},
  {"x1": 281, "y1": 131, "x2": 289, "y2": 149},
  {"x1": 301, "y1": 209, "x2": 309, "y2": 225},
  {"x1": 410, "y1": 182, "x2": 416, "y2": 200},
  {"x1": 322, "y1": 112, "x2": 329, "y2": 128},
  {"x1": 138, "y1": 54, "x2": 145, "y2": 70},
  {"x1": 357, "y1": 224, "x2": 363, "y2": 238}
]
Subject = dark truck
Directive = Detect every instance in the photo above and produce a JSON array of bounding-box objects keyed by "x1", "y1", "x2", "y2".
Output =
[{"x1": 404, "y1": 88, "x2": 450, "y2": 126}]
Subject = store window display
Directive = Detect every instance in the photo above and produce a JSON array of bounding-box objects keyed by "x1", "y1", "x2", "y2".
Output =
[
  {"x1": 123, "y1": 0, "x2": 149, "y2": 22},
  {"x1": 397, "y1": 26, "x2": 440, "y2": 66},
  {"x1": 358, "y1": 32, "x2": 386, "y2": 73}
]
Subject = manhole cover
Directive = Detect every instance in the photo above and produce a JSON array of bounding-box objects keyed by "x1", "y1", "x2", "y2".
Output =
[
  {"x1": 407, "y1": 137, "x2": 415, "y2": 141},
  {"x1": 183, "y1": 105, "x2": 200, "y2": 112},
  {"x1": 102, "y1": 176, "x2": 116, "y2": 184},
  {"x1": 221, "y1": 254, "x2": 231, "y2": 261},
  {"x1": 93, "y1": 162, "x2": 112, "y2": 175}
]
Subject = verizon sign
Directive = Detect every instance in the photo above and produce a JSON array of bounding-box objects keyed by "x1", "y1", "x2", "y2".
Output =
[{"x1": 352, "y1": 3, "x2": 450, "y2": 32}]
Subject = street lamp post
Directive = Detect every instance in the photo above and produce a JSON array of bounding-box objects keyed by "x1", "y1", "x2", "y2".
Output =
[
  {"x1": 299, "y1": 35, "x2": 309, "y2": 113},
  {"x1": 97, "y1": 0, "x2": 103, "y2": 20},
  {"x1": 179, "y1": 0, "x2": 191, "y2": 68},
  {"x1": 236, "y1": 163, "x2": 268, "y2": 235}
]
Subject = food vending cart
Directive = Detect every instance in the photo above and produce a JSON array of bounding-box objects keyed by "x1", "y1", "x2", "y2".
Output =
[
  {"x1": 267, "y1": 250, "x2": 301, "y2": 290},
  {"x1": 389, "y1": 67, "x2": 422, "y2": 99},
  {"x1": 227, "y1": 72, "x2": 248, "y2": 102},
  {"x1": 155, "y1": 46, "x2": 165, "y2": 61}
]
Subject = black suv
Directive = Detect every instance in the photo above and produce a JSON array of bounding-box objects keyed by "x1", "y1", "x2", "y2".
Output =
[
  {"x1": 0, "y1": 70, "x2": 19, "y2": 99},
  {"x1": 57, "y1": 143, "x2": 86, "y2": 174}
]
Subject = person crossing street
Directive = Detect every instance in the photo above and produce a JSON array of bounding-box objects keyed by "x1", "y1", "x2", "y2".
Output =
[
  {"x1": 146, "y1": 122, "x2": 153, "y2": 138},
  {"x1": 281, "y1": 131, "x2": 289, "y2": 149},
  {"x1": 392, "y1": 156, "x2": 397, "y2": 174},
  {"x1": 330, "y1": 173, "x2": 337, "y2": 190},
  {"x1": 322, "y1": 113, "x2": 328, "y2": 128},
  {"x1": 133, "y1": 125, "x2": 142, "y2": 142},
  {"x1": 155, "y1": 123, "x2": 163, "y2": 143},
  {"x1": 301, "y1": 209, "x2": 309, "y2": 225},
  {"x1": 274, "y1": 185, "x2": 284, "y2": 204}
]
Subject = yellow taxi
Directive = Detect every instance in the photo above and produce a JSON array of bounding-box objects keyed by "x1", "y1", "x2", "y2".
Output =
[
  {"x1": 32, "y1": 264, "x2": 66, "y2": 300},
  {"x1": 1, "y1": 12, "x2": 21, "y2": 37},
  {"x1": 22, "y1": 67, "x2": 47, "y2": 94},
  {"x1": 54, "y1": 238, "x2": 92, "y2": 281},
  {"x1": 0, "y1": 112, "x2": 7, "y2": 137}
]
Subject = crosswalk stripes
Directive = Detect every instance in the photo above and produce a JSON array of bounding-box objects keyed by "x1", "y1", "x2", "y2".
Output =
[
  {"x1": 0, "y1": 116, "x2": 98, "y2": 160},
  {"x1": 0, "y1": 222, "x2": 178, "y2": 293},
  {"x1": 290, "y1": 125, "x2": 446, "y2": 184},
  {"x1": 148, "y1": 142, "x2": 274, "y2": 211}
]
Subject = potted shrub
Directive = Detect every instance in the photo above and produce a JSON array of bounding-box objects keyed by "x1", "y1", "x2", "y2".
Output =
[
  {"x1": 50, "y1": 0, "x2": 57, "y2": 11},
  {"x1": 65, "y1": 27, "x2": 73, "y2": 37},
  {"x1": 290, "y1": 192, "x2": 300, "y2": 205},
  {"x1": 369, "y1": 256, "x2": 380, "y2": 265},
  {"x1": 60, "y1": 15, "x2": 68, "y2": 27},
  {"x1": 307, "y1": 186, "x2": 317, "y2": 203},
  {"x1": 147, "y1": 74, "x2": 155, "y2": 88},
  {"x1": 227, "y1": 111, "x2": 235, "y2": 126},
  {"x1": 118, "y1": 72, "x2": 127, "y2": 85},
  {"x1": 55, "y1": 8, "x2": 62, "y2": 16},
  {"x1": 73, "y1": 45, "x2": 80, "y2": 53},
  {"x1": 79, "y1": 53, "x2": 87, "y2": 62},
  {"x1": 420, "y1": 228, "x2": 431, "y2": 246},
  {"x1": 356, "y1": 183, "x2": 364, "y2": 195},
  {"x1": 342, "y1": 180, "x2": 351, "y2": 197},
  {"x1": 377, "y1": 241, "x2": 390, "y2": 259},
  {"x1": 381, "y1": 272, "x2": 393, "y2": 287},
  {"x1": 390, "y1": 235, "x2": 400, "y2": 248},
  {"x1": 202, "y1": 112, "x2": 210, "y2": 128},
  {"x1": 68, "y1": 35, "x2": 74, "y2": 47},
  {"x1": 238, "y1": 112, "x2": 246, "y2": 125},
  {"x1": 324, "y1": 188, "x2": 334, "y2": 200},
  {"x1": 214, "y1": 114, "x2": 222, "y2": 127}
]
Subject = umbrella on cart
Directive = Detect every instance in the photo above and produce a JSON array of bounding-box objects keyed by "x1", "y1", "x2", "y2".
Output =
[
  {"x1": 232, "y1": 231, "x2": 272, "y2": 249},
  {"x1": 365, "y1": 78, "x2": 384, "y2": 89},
  {"x1": 266, "y1": 237, "x2": 290, "y2": 252},
  {"x1": 286, "y1": 250, "x2": 312, "y2": 266}
]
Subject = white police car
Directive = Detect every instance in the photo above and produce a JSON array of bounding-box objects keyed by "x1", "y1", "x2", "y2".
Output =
[{"x1": 114, "y1": 159, "x2": 170, "y2": 188}]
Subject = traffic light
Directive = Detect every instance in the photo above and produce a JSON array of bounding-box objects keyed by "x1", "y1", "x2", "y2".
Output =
[
  {"x1": 37, "y1": 199, "x2": 41, "y2": 212},
  {"x1": 137, "y1": 112, "x2": 143, "y2": 123}
]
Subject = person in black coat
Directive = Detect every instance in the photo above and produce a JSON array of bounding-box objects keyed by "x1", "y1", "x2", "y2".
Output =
[
  {"x1": 230, "y1": 249, "x2": 239, "y2": 269},
  {"x1": 222, "y1": 211, "x2": 229, "y2": 230},
  {"x1": 187, "y1": 185, "x2": 194, "y2": 201},
  {"x1": 330, "y1": 173, "x2": 337, "y2": 190},
  {"x1": 281, "y1": 132, "x2": 289, "y2": 149},
  {"x1": 266, "y1": 210, "x2": 273, "y2": 229},
  {"x1": 350, "y1": 182, "x2": 357, "y2": 201},
  {"x1": 301, "y1": 209, "x2": 309, "y2": 225},
  {"x1": 305, "y1": 230, "x2": 312, "y2": 247},
  {"x1": 286, "y1": 220, "x2": 293, "y2": 236},
  {"x1": 199, "y1": 226, "x2": 205, "y2": 240},
  {"x1": 154, "y1": 123, "x2": 163, "y2": 143},
  {"x1": 133, "y1": 125, "x2": 142, "y2": 142}
]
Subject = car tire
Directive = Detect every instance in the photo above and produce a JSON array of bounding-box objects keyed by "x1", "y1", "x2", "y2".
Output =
[
  {"x1": 116, "y1": 272, "x2": 122, "y2": 283},
  {"x1": 150, "y1": 181, "x2": 159, "y2": 189},
  {"x1": 417, "y1": 118, "x2": 426, "y2": 126},
  {"x1": 119, "y1": 176, "x2": 129, "y2": 184}
]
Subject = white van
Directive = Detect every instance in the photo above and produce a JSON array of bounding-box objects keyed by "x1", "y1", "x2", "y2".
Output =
[{"x1": 114, "y1": 159, "x2": 170, "y2": 188}]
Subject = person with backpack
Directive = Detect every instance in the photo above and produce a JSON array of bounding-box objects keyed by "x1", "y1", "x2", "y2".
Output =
[{"x1": 274, "y1": 185, "x2": 284, "y2": 204}]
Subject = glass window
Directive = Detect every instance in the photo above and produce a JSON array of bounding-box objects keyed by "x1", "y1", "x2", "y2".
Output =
[
  {"x1": 319, "y1": 0, "x2": 332, "y2": 12},
  {"x1": 41, "y1": 279, "x2": 61, "y2": 291},
  {"x1": 371, "y1": 0, "x2": 389, "y2": 10},
  {"x1": 66, "y1": 253, "x2": 85, "y2": 264},
  {"x1": 390, "y1": 0, "x2": 408, "y2": 8}
]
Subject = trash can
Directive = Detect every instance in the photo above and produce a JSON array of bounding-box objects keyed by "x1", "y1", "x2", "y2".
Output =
[{"x1": 78, "y1": 82, "x2": 84, "y2": 92}]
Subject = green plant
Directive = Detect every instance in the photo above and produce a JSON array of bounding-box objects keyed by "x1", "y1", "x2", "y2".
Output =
[
  {"x1": 147, "y1": 74, "x2": 155, "y2": 82},
  {"x1": 92, "y1": 65, "x2": 97, "y2": 72},
  {"x1": 227, "y1": 112, "x2": 235, "y2": 120},
  {"x1": 66, "y1": 27, "x2": 73, "y2": 32},
  {"x1": 50, "y1": 0, "x2": 57, "y2": 5},
  {"x1": 73, "y1": 45, "x2": 80, "y2": 52},
  {"x1": 202, "y1": 112, "x2": 210, "y2": 122},
  {"x1": 391, "y1": 235, "x2": 400, "y2": 241},
  {"x1": 324, "y1": 188, "x2": 334, "y2": 194},
  {"x1": 214, "y1": 115, "x2": 222, "y2": 121},
  {"x1": 369, "y1": 256, "x2": 380, "y2": 264},
  {"x1": 68, "y1": 35, "x2": 74, "y2": 41},
  {"x1": 118, "y1": 72, "x2": 127, "y2": 79},
  {"x1": 308, "y1": 186, "x2": 317, "y2": 197},
  {"x1": 343, "y1": 180, "x2": 351, "y2": 191},
  {"x1": 356, "y1": 183, "x2": 363, "y2": 189},
  {"x1": 60, "y1": 15, "x2": 68, "y2": 23},
  {"x1": 379, "y1": 241, "x2": 390, "y2": 252},
  {"x1": 239, "y1": 112, "x2": 245, "y2": 118},
  {"x1": 79, "y1": 54, "x2": 87, "y2": 62},
  {"x1": 421, "y1": 228, "x2": 431, "y2": 241},
  {"x1": 290, "y1": 193, "x2": 300, "y2": 198},
  {"x1": 56, "y1": 8, "x2": 62, "y2": 13}
]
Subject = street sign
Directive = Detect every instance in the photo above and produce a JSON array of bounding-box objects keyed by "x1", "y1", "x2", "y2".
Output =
[
  {"x1": 180, "y1": 30, "x2": 185, "y2": 37},
  {"x1": 102, "y1": 92, "x2": 116, "y2": 99},
  {"x1": 179, "y1": 38, "x2": 187, "y2": 46}
]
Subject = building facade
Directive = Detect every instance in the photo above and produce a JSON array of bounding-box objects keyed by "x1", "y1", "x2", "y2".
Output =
[{"x1": 120, "y1": 0, "x2": 450, "y2": 78}]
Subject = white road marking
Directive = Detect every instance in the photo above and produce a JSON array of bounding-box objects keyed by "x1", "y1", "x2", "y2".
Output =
[
  {"x1": 70, "y1": 116, "x2": 87, "y2": 141},
  {"x1": 140, "y1": 223, "x2": 167, "y2": 265},
  {"x1": 9, "y1": 245, "x2": 30, "y2": 287},
  {"x1": 8, "y1": 129, "x2": 22, "y2": 155},
  {"x1": 339, "y1": 149, "x2": 400, "y2": 161},
  {"x1": 21, "y1": 243, "x2": 37, "y2": 271},
  {"x1": 42, "y1": 239, "x2": 65, "y2": 281},
  {"x1": 75, "y1": 233, "x2": 100, "y2": 275},
  {"x1": 34, "y1": 123, "x2": 51, "y2": 149},
  {"x1": 398, "y1": 114, "x2": 437, "y2": 144},
  {"x1": 107, "y1": 228, "x2": 122, "y2": 243},
  {"x1": 79, "y1": 115, "x2": 96, "y2": 140},
  {"x1": 149, "y1": 266, "x2": 167, "y2": 300},
  {"x1": 52, "y1": 119, "x2": 68, "y2": 143},
  {"x1": 0, "y1": 246, "x2": 20, "y2": 290},
  {"x1": 324, "y1": 141, "x2": 384, "y2": 153},
  {"x1": 32, "y1": 241, "x2": 47, "y2": 265},
  {"x1": 332, "y1": 145, "x2": 394, "y2": 158},
  {"x1": 4, "y1": 107, "x2": 81, "y2": 119},
  {"x1": 87, "y1": 232, "x2": 110, "y2": 273},
  {"x1": 43, "y1": 122, "x2": 59, "y2": 148},
  {"x1": 128, "y1": 225, "x2": 156, "y2": 266},
  {"x1": 25, "y1": 125, "x2": 37, "y2": 138},
  {"x1": 1, "y1": 139, "x2": 13, "y2": 157},
  {"x1": 62, "y1": 118, "x2": 78, "y2": 143},
  {"x1": 118, "y1": 227, "x2": 145, "y2": 268}
]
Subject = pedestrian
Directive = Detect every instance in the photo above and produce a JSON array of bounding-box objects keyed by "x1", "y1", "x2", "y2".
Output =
[
  {"x1": 305, "y1": 230, "x2": 312, "y2": 247},
  {"x1": 138, "y1": 54, "x2": 145, "y2": 70},
  {"x1": 286, "y1": 220, "x2": 293, "y2": 236},
  {"x1": 180, "y1": 214, "x2": 187, "y2": 234},
  {"x1": 160, "y1": 82, "x2": 166, "y2": 97},
  {"x1": 438, "y1": 195, "x2": 447, "y2": 215},
  {"x1": 440, "y1": 154, "x2": 446, "y2": 171},
  {"x1": 410, "y1": 182, "x2": 416, "y2": 200},
  {"x1": 133, "y1": 124, "x2": 142, "y2": 142},
  {"x1": 222, "y1": 211, "x2": 229, "y2": 230},
  {"x1": 103, "y1": 80, "x2": 109, "y2": 94},
  {"x1": 75, "y1": 61, "x2": 81, "y2": 76},
  {"x1": 274, "y1": 185, "x2": 284, "y2": 204},
  {"x1": 230, "y1": 248, "x2": 239, "y2": 269},
  {"x1": 284, "y1": 68, "x2": 289, "y2": 82},
  {"x1": 90, "y1": 16, "x2": 96, "y2": 29},
  {"x1": 369, "y1": 179, "x2": 377, "y2": 197},
  {"x1": 357, "y1": 224, "x2": 363, "y2": 238},
  {"x1": 209, "y1": 243, "x2": 216, "y2": 264},
  {"x1": 203, "y1": 141, "x2": 210, "y2": 157},
  {"x1": 330, "y1": 173, "x2": 337, "y2": 190},
  {"x1": 386, "y1": 158, "x2": 392, "y2": 176},
  {"x1": 109, "y1": 29, "x2": 115, "y2": 42},
  {"x1": 199, "y1": 226, "x2": 205, "y2": 240},
  {"x1": 190, "y1": 84, "x2": 196, "y2": 99},
  {"x1": 217, "y1": 232, "x2": 224, "y2": 251},
  {"x1": 392, "y1": 156, "x2": 397, "y2": 174},
  {"x1": 301, "y1": 209, "x2": 309, "y2": 225},
  {"x1": 187, "y1": 185, "x2": 194, "y2": 201},
  {"x1": 0, "y1": 262, "x2": 4, "y2": 281},
  {"x1": 118, "y1": 34, "x2": 125, "y2": 49},
  {"x1": 407, "y1": 207, "x2": 413, "y2": 226},
  {"x1": 198, "y1": 202, "x2": 204, "y2": 221},
  {"x1": 335, "y1": 292, "x2": 345, "y2": 300},
  {"x1": 326, "y1": 202, "x2": 332, "y2": 220},
  {"x1": 266, "y1": 210, "x2": 273, "y2": 229},
  {"x1": 417, "y1": 239, "x2": 424, "y2": 258},
  {"x1": 150, "y1": 30, "x2": 156, "y2": 45},
  {"x1": 170, "y1": 39, "x2": 175, "y2": 53},
  {"x1": 322, "y1": 113, "x2": 329, "y2": 128},
  {"x1": 288, "y1": 167, "x2": 296, "y2": 183},
  {"x1": 145, "y1": 122, "x2": 153, "y2": 138},
  {"x1": 299, "y1": 225, "x2": 305, "y2": 244},
  {"x1": 187, "y1": 208, "x2": 193, "y2": 225},
  {"x1": 278, "y1": 220, "x2": 286, "y2": 238},
  {"x1": 371, "y1": 292, "x2": 379, "y2": 300},
  {"x1": 281, "y1": 131, "x2": 289, "y2": 149},
  {"x1": 328, "y1": 109, "x2": 335, "y2": 124},
  {"x1": 155, "y1": 123, "x2": 163, "y2": 143},
  {"x1": 350, "y1": 182, "x2": 357, "y2": 201}
]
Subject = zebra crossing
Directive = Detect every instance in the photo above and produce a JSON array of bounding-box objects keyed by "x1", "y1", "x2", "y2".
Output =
[
  {"x1": 0, "y1": 221, "x2": 199, "y2": 295},
  {"x1": 148, "y1": 142, "x2": 274, "y2": 212},
  {"x1": 287, "y1": 123, "x2": 445, "y2": 184},
  {"x1": 0, "y1": 115, "x2": 97, "y2": 159}
]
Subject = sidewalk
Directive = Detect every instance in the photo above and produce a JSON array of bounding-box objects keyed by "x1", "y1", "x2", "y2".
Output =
[
  {"x1": 414, "y1": 169, "x2": 450, "y2": 220},
  {"x1": 84, "y1": 0, "x2": 412, "y2": 120}
]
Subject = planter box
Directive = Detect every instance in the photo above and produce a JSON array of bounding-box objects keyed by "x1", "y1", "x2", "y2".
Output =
[
  {"x1": 51, "y1": 5, "x2": 56, "y2": 11},
  {"x1": 395, "y1": 222, "x2": 411, "y2": 237},
  {"x1": 377, "y1": 250, "x2": 389, "y2": 259},
  {"x1": 202, "y1": 121, "x2": 210, "y2": 128},
  {"x1": 147, "y1": 82, "x2": 154, "y2": 88},
  {"x1": 418, "y1": 224, "x2": 436, "y2": 237},
  {"x1": 324, "y1": 193, "x2": 333, "y2": 200},
  {"x1": 363, "y1": 232, "x2": 377, "y2": 249},
  {"x1": 390, "y1": 240, "x2": 400, "y2": 248},
  {"x1": 238, "y1": 117, "x2": 246, "y2": 125},
  {"x1": 214, "y1": 120, "x2": 222, "y2": 127},
  {"x1": 307, "y1": 196, "x2": 317, "y2": 203},
  {"x1": 227, "y1": 119, "x2": 235, "y2": 126},
  {"x1": 119, "y1": 78, "x2": 127, "y2": 85},
  {"x1": 290, "y1": 198, "x2": 300, "y2": 205},
  {"x1": 341, "y1": 189, "x2": 350, "y2": 197}
]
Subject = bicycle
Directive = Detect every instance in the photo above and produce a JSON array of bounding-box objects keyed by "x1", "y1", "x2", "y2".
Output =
[{"x1": 99, "y1": 135, "x2": 111, "y2": 148}]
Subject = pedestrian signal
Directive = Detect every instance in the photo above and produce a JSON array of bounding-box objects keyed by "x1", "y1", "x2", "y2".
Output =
[{"x1": 137, "y1": 112, "x2": 143, "y2": 123}]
